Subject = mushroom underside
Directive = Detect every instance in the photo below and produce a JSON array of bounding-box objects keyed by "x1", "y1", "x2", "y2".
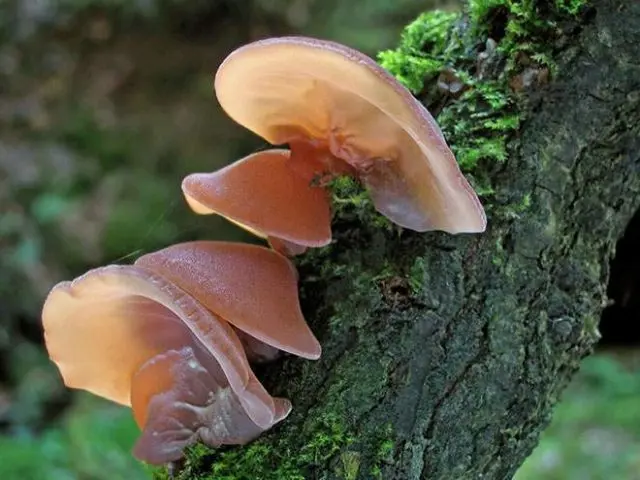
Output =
[{"x1": 131, "y1": 345, "x2": 290, "y2": 464}]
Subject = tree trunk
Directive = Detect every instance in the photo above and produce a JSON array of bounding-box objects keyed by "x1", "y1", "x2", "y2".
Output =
[{"x1": 169, "y1": 1, "x2": 640, "y2": 479}]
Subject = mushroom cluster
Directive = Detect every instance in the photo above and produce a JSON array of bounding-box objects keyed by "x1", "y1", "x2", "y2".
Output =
[
  {"x1": 185, "y1": 36, "x2": 486, "y2": 255},
  {"x1": 43, "y1": 242, "x2": 319, "y2": 464},
  {"x1": 42, "y1": 36, "x2": 486, "y2": 466}
]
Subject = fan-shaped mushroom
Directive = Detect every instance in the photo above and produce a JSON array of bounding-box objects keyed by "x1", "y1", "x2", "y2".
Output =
[
  {"x1": 182, "y1": 150, "x2": 331, "y2": 256},
  {"x1": 214, "y1": 36, "x2": 486, "y2": 234},
  {"x1": 42, "y1": 241, "x2": 318, "y2": 464}
]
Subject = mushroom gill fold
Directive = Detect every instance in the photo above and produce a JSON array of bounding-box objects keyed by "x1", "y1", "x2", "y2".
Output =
[{"x1": 131, "y1": 346, "x2": 291, "y2": 464}]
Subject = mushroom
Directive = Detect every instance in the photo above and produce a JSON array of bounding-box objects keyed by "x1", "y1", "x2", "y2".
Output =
[
  {"x1": 182, "y1": 149, "x2": 331, "y2": 255},
  {"x1": 214, "y1": 36, "x2": 487, "y2": 234},
  {"x1": 42, "y1": 241, "x2": 319, "y2": 464}
]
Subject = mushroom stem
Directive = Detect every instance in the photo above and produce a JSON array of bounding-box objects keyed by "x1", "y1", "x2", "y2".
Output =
[{"x1": 286, "y1": 139, "x2": 355, "y2": 186}]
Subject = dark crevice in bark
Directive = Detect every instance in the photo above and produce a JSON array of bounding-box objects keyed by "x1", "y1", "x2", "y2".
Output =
[{"x1": 601, "y1": 207, "x2": 640, "y2": 345}]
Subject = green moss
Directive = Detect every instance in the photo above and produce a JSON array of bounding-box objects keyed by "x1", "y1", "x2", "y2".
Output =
[
  {"x1": 436, "y1": 82, "x2": 516, "y2": 187},
  {"x1": 338, "y1": 451, "x2": 361, "y2": 480},
  {"x1": 469, "y1": 0, "x2": 588, "y2": 72},
  {"x1": 369, "y1": 424, "x2": 396, "y2": 479},
  {"x1": 378, "y1": 1, "x2": 586, "y2": 206},
  {"x1": 156, "y1": 413, "x2": 354, "y2": 480},
  {"x1": 408, "y1": 256, "x2": 427, "y2": 295},
  {"x1": 327, "y1": 269, "x2": 383, "y2": 330},
  {"x1": 371, "y1": 441, "x2": 394, "y2": 478},
  {"x1": 377, "y1": 11, "x2": 459, "y2": 93},
  {"x1": 492, "y1": 236, "x2": 507, "y2": 267},
  {"x1": 378, "y1": 10, "x2": 517, "y2": 197},
  {"x1": 328, "y1": 176, "x2": 395, "y2": 232},
  {"x1": 555, "y1": 0, "x2": 588, "y2": 15},
  {"x1": 330, "y1": 176, "x2": 370, "y2": 210}
]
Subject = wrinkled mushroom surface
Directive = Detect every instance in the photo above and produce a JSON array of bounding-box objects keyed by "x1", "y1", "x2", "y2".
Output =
[
  {"x1": 131, "y1": 346, "x2": 290, "y2": 464},
  {"x1": 214, "y1": 36, "x2": 486, "y2": 234}
]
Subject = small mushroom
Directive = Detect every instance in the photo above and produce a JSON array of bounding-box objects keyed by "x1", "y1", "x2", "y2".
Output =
[
  {"x1": 182, "y1": 149, "x2": 331, "y2": 255},
  {"x1": 214, "y1": 36, "x2": 487, "y2": 234},
  {"x1": 42, "y1": 241, "x2": 319, "y2": 464}
]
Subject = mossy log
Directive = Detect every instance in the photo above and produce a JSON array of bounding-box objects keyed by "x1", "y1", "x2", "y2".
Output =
[{"x1": 166, "y1": 1, "x2": 640, "y2": 479}]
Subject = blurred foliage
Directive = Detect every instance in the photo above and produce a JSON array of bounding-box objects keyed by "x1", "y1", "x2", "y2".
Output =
[
  {"x1": 0, "y1": 393, "x2": 148, "y2": 480},
  {"x1": 517, "y1": 352, "x2": 640, "y2": 480},
  {"x1": 252, "y1": 0, "x2": 459, "y2": 54},
  {"x1": 0, "y1": 0, "x2": 457, "y2": 52}
]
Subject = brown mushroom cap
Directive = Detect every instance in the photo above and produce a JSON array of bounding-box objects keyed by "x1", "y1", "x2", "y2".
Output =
[
  {"x1": 42, "y1": 264, "x2": 281, "y2": 429},
  {"x1": 135, "y1": 241, "x2": 321, "y2": 360},
  {"x1": 182, "y1": 149, "x2": 331, "y2": 250},
  {"x1": 214, "y1": 36, "x2": 487, "y2": 234}
]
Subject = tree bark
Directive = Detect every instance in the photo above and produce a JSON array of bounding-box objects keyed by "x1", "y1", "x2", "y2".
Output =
[{"x1": 172, "y1": 1, "x2": 640, "y2": 479}]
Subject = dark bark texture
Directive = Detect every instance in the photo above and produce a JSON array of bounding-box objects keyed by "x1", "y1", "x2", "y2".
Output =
[{"x1": 176, "y1": 1, "x2": 640, "y2": 479}]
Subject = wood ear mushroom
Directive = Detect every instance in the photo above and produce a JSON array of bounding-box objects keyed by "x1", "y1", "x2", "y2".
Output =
[{"x1": 42, "y1": 241, "x2": 319, "y2": 464}]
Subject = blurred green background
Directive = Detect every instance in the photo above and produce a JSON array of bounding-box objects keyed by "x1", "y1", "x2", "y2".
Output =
[{"x1": 0, "y1": 1, "x2": 638, "y2": 479}]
